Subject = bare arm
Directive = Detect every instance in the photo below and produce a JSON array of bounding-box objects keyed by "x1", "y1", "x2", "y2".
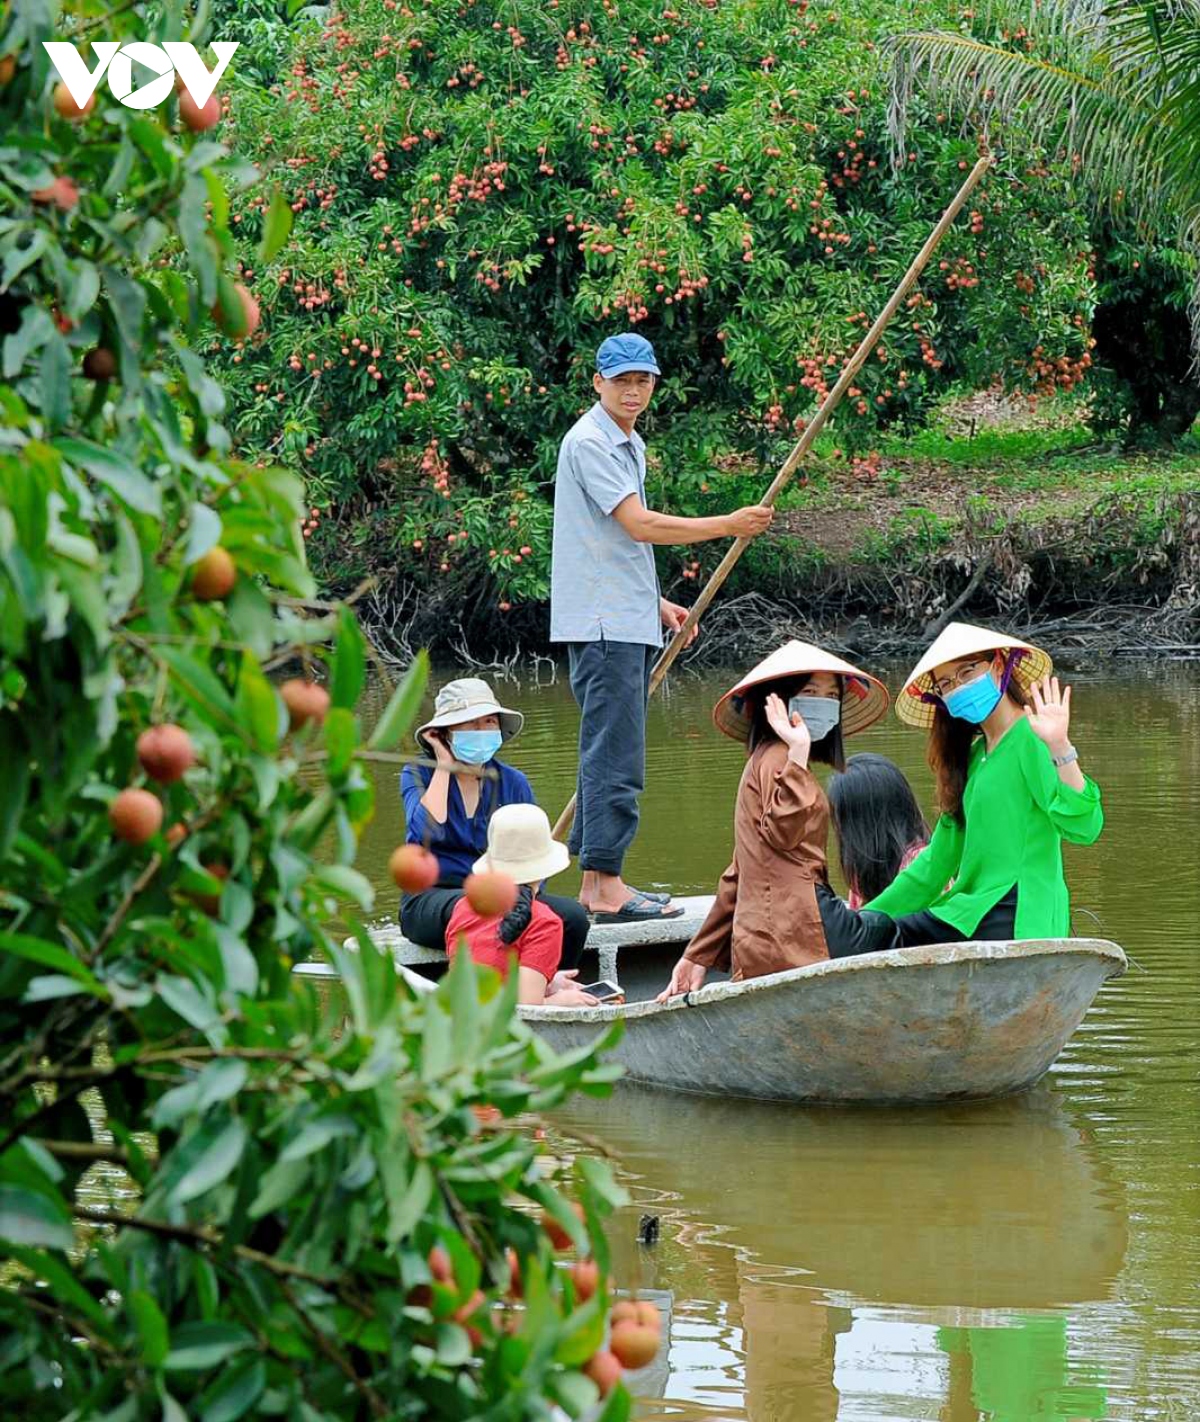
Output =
[{"x1": 612, "y1": 494, "x2": 773, "y2": 546}]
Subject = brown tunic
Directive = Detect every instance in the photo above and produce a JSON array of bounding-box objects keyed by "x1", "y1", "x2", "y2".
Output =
[{"x1": 684, "y1": 740, "x2": 830, "y2": 981}]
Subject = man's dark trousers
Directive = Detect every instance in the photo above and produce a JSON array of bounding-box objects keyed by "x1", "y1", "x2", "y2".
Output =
[{"x1": 567, "y1": 639, "x2": 655, "y2": 875}]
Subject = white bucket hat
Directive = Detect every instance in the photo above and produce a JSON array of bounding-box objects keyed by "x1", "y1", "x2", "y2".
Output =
[
  {"x1": 415, "y1": 677, "x2": 524, "y2": 754},
  {"x1": 713, "y1": 639, "x2": 889, "y2": 742},
  {"x1": 896, "y1": 621, "x2": 1052, "y2": 728},
  {"x1": 472, "y1": 804, "x2": 570, "y2": 885}
]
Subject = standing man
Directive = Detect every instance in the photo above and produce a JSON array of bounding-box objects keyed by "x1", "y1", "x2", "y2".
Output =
[{"x1": 550, "y1": 333, "x2": 774, "y2": 922}]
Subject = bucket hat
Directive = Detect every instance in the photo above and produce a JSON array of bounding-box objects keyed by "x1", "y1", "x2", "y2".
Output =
[
  {"x1": 415, "y1": 677, "x2": 524, "y2": 754},
  {"x1": 472, "y1": 804, "x2": 570, "y2": 885},
  {"x1": 896, "y1": 621, "x2": 1052, "y2": 728},
  {"x1": 713, "y1": 640, "x2": 889, "y2": 742}
]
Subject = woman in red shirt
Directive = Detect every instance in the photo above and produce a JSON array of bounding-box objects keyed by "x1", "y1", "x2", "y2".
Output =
[{"x1": 446, "y1": 804, "x2": 608, "y2": 1006}]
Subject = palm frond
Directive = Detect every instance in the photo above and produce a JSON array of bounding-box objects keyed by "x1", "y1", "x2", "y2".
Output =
[{"x1": 887, "y1": 2, "x2": 1200, "y2": 364}]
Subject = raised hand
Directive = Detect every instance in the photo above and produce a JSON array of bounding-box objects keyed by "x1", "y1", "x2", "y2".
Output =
[
  {"x1": 428, "y1": 728, "x2": 456, "y2": 767},
  {"x1": 1024, "y1": 675, "x2": 1072, "y2": 753},
  {"x1": 765, "y1": 692, "x2": 811, "y2": 763}
]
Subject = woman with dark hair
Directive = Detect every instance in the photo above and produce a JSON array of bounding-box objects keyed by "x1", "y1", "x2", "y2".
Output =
[
  {"x1": 399, "y1": 677, "x2": 590, "y2": 968},
  {"x1": 656, "y1": 641, "x2": 891, "y2": 998},
  {"x1": 828, "y1": 754, "x2": 929, "y2": 908},
  {"x1": 817, "y1": 621, "x2": 1104, "y2": 954}
]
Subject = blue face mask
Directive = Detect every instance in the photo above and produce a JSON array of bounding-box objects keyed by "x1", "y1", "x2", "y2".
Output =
[
  {"x1": 787, "y1": 694, "x2": 841, "y2": 742},
  {"x1": 450, "y1": 728, "x2": 503, "y2": 764},
  {"x1": 942, "y1": 671, "x2": 1002, "y2": 724}
]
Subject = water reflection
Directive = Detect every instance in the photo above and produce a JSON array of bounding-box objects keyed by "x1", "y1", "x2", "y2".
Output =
[{"x1": 553, "y1": 1085, "x2": 1128, "y2": 1419}]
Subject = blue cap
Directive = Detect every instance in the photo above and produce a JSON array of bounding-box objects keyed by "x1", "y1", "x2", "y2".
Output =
[{"x1": 596, "y1": 333, "x2": 661, "y2": 379}]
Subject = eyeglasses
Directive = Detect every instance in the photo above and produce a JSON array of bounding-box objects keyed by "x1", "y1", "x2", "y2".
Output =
[{"x1": 929, "y1": 659, "x2": 991, "y2": 699}]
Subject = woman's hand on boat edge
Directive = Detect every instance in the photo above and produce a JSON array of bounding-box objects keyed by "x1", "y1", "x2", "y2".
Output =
[
  {"x1": 545, "y1": 969, "x2": 606, "y2": 1008},
  {"x1": 656, "y1": 957, "x2": 707, "y2": 1002}
]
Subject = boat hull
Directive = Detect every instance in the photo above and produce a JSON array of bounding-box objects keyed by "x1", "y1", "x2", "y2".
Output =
[{"x1": 519, "y1": 939, "x2": 1126, "y2": 1104}]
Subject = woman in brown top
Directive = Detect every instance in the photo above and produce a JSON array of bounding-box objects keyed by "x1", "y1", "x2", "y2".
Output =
[{"x1": 657, "y1": 642, "x2": 889, "y2": 997}]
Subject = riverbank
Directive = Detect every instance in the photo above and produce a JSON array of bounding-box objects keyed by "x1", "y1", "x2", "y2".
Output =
[{"x1": 346, "y1": 397, "x2": 1200, "y2": 670}]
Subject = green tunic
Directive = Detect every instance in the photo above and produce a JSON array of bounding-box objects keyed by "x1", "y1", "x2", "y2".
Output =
[{"x1": 863, "y1": 716, "x2": 1103, "y2": 938}]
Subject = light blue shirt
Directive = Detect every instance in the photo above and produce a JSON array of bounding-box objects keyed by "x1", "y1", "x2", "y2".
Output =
[{"x1": 549, "y1": 402, "x2": 662, "y2": 646}]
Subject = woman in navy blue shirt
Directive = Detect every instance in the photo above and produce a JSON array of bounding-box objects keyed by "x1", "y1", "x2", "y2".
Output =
[{"x1": 399, "y1": 677, "x2": 590, "y2": 966}]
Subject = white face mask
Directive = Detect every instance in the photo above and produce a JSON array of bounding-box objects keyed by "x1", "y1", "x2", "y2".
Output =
[{"x1": 788, "y1": 694, "x2": 841, "y2": 742}]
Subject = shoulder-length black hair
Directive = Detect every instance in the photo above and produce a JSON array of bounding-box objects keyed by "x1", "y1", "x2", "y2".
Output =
[
  {"x1": 828, "y1": 753, "x2": 929, "y2": 903},
  {"x1": 745, "y1": 673, "x2": 846, "y2": 771}
]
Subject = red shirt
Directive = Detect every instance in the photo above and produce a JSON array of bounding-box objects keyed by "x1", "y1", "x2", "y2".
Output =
[{"x1": 445, "y1": 896, "x2": 563, "y2": 982}]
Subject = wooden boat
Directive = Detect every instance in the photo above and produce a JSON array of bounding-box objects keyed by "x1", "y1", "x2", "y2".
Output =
[{"x1": 292, "y1": 897, "x2": 1126, "y2": 1105}]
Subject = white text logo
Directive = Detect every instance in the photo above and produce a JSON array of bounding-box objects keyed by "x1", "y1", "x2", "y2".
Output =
[{"x1": 43, "y1": 41, "x2": 238, "y2": 111}]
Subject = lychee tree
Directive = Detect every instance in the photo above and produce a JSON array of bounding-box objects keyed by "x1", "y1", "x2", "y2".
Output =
[
  {"x1": 0, "y1": 6, "x2": 635, "y2": 1417},
  {"x1": 207, "y1": 0, "x2": 1098, "y2": 611}
]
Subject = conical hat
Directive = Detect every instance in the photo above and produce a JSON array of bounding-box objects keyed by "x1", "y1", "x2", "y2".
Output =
[
  {"x1": 713, "y1": 640, "x2": 889, "y2": 742},
  {"x1": 896, "y1": 621, "x2": 1052, "y2": 728}
]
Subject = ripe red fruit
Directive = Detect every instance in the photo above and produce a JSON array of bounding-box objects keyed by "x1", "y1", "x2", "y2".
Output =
[
  {"x1": 212, "y1": 282, "x2": 260, "y2": 338},
  {"x1": 389, "y1": 844, "x2": 440, "y2": 893},
  {"x1": 428, "y1": 1245, "x2": 454, "y2": 1285},
  {"x1": 0, "y1": 56, "x2": 16, "y2": 86},
  {"x1": 611, "y1": 1298, "x2": 661, "y2": 1331},
  {"x1": 506, "y1": 1247, "x2": 523, "y2": 1299},
  {"x1": 464, "y1": 870, "x2": 519, "y2": 918},
  {"x1": 453, "y1": 1288, "x2": 485, "y2": 1324},
  {"x1": 32, "y1": 176, "x2": 79, "y2": 211},
  {"x1": 53, "y1": 81, "x2": 94, "y2": 120},
  {"x1": 583, "y1": 1350, "x2": 623, "y2": 1397},
  {"x1": 179, "y1": 90, "x2": 220, "y2": 132},
  {"x1": 165, "y1": 822, "x2": 189, "y2": 849},
  {"x1": 82, "y1": 347, "x2": 117, "y2": 381},
  {"x1": 136, "y1": 724, "x2": 196, "y2": 784},
  {"x1": 190, "y1": 547, "x2": 237, "y2": 601},
  {"x1": 279, "y1": 679, "x2": 330, "y2": 730},
  {"x1": 110, "y1": 788, "x2": 164, "y2": 845},
  {"x1": 610, "y1": 1322, "x2": 660, "y2": 1370},
  {"x1": 571, "y1": 1257, "x2": 599, "y2": 1303}
]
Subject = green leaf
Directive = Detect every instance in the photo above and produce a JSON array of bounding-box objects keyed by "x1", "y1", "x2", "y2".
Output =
[
  {"x1": 235, "y1": 655, "x2": 280, "y2": 753},
  {"x1": 129, "y1": 1289, "x2": 169, "y2": 1367},
  {"x1": 0, "y1": 931, "x2": 102, "y2": 987},
  {"x1": 281, "y1": 1114, "x2": 358, "y2": 1163},
  {"x1": 331, "y1": 606, "x2": 366, "y2": 710},
  {"x1": 385, "y1": 1159, "x2": 433, "y2": 1244},
  {"x1": 40, "y1": 332, "x2": 71, "y2": 433},
  {"x1": 179, "y1": 179, "x2": 218, "y2": 306},
  {"x1": 0, "y1": 1184, "x2": 74, "y2": 1250},
  {"x1": 249, "y1": 1156, "x2": 310, "y2": 1218},
  {"x1": 597, "y1": 1384, "x2": 632, "y2": 1422},
  {"x1": 2, "y1": 231, "x2": 49, "y2": 291},
  {"x1": 323, "y1": 706, "x2": 356, "y2": 777},
  {"x1": 54, "y1": 437, "x2": 162, "y2": 517},
  {"x1": 163, "y1": 1321, "x2": 253, "y2": 1372},
  {"x1": 183, "y1": 503, "x2": 223, "y2": 567},
  {"x1": 156, "y1": 973, "x2": 226, "y2": 1046},
  {"x1": 258, "y1": 188, "x2": 294, "y2": 264},
  {"x1": 198, "y1": 1357, "x2": 265, "y2": 1422},
  {"x1": 3, "y1": 304, "x2": 53, "y2": 379},
  {"x1": 65, "y1": 262, "x2": 101, "y2": 322},
  {"x1": 310, "y1": 863, "x2": 374, "y2": 910},
  {"x1": 22, "y1": 973, "x2": 96, "y2": 1002},
  {"x1": 367, "y1": 650, "x2": 429, "y2": 751},
  {"x1": 169, "y1": 1117, "x2": 247, "y2": 1204},
  {"x1": 157, "y1": 647, "x2": 238, "y2": 732},
  {"x1": 5, "y1": 1245, "x2": 113, "y2": 1334},
  {"x1": 153, "y1": 1059, "x2": 248, "y2": 1130}
]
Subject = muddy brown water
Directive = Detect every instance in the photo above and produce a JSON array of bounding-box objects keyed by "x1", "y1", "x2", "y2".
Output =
[{"x1": 353, "y1": 661, "x2": 1200, "y2": 1420}]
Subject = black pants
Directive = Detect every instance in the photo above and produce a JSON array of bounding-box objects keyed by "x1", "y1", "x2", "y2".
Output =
[
  {"x1": 816, "y1": 882, "x2": 1020, "y2": 959},
  {"x1": 566, "y1": 639, "x2": 656, "y2": 876},
  {"x1": 399, "y1": 887, "x2": 590, "y2": 971}
]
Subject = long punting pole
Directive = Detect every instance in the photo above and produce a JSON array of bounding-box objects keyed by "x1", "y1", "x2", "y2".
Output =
[{"x1": 553, "y1": 153, "x2": 994, "y2": 841}]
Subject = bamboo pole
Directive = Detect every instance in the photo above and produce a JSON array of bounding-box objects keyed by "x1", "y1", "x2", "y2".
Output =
[{"x1": 553, "y1": 152, "x2": 994, "y2": 842}]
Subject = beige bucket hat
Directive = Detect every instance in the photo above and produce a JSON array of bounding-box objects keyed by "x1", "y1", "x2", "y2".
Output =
[
  {"x1": 713, "y1": 639, "x2": 889, "y2": 742},
  {"x1": 472, "y1": 804, "x2": 570, "y2": 885},
  {"x1": 896, "y1": 621, "x2": 1052, "y2": 728},
  {"x1": 415, "y1": 677, "x2": 524, "y2": 754}
]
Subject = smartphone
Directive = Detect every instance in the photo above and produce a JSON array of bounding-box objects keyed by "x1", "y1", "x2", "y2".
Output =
[{"x1": 579, "y1": 980, "x2": 624, "y2": 1002}]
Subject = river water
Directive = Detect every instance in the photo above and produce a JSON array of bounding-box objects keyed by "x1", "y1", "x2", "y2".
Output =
[{"x1": 356, "y1": 660, "x2": 1200, "y2": 1420}]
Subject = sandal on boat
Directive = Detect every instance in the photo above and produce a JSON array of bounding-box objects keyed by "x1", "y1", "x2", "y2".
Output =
[
  {"x1": 628, "y1": 886, "x2": 671, "y2": 905},
  {"x1": 591, "y1": 893, "x2": 685, "y2": 925}
]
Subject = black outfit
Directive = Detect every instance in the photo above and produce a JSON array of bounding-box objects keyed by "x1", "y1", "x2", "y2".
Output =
[
  {"x1": 816, "y1": 883, "x2": 1020, "y2": 959},
  {"x1": 401, "y1": 886, "x2": 589, "y2": 971}
]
